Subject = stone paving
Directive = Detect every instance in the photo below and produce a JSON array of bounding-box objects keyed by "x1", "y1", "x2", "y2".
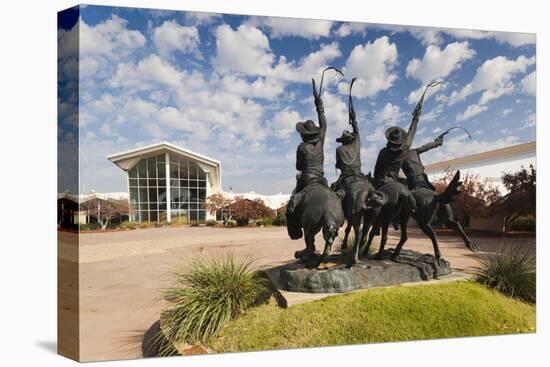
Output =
[{"x1": 64, "y1": 225, "x2": 534, "y2": 361}]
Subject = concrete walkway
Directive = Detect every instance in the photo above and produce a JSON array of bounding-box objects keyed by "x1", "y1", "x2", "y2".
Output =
[{"x1": 65, "y1": 226, "x2": 534, "y2": 361}]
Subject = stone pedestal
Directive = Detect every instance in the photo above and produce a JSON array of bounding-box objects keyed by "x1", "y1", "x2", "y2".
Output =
[{"x1": 270, "y1": 249, "x2": 452, "y2": 294}]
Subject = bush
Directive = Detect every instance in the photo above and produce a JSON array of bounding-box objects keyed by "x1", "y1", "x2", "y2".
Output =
[
  {"x1": 159, "y1": 255, "x2": 270, "y2": 353},
  {"x1": 79, "y1": 223, "x2": 101, "y2": 231},
  {"x1": 474, "y1": 245, "x2": 536, "y2": 303},
  {"x1": 236, "y1": 218, "x2": 250, "y2": 227},
  {"x1": 272, "y1": 212, "x2": 287, "y2": 226},
  {"x1": 256, "y1": 217, "x2": 273, "y2": 227},
  {"x1": 206, "y1": 220, "x2": 218, "y2": 227},
  {"x1": 508, "y1": 215, "x2": 536, "y2": 232}
]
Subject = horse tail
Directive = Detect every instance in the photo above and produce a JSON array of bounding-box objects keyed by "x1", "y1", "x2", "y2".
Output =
[{"x1": 436, "y1": 170, "x2": 462, "y2": 204}]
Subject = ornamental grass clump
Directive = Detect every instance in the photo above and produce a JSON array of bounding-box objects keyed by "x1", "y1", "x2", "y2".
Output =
[
  {"x1": 474, "y1": 245, "x2": 536, "y2": 303},
  {"x1": 159, "y1": 255, "x2": 271, "y2": 352}
]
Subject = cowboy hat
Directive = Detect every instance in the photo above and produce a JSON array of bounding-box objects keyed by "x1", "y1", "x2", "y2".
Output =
[
  {"x1": 385, "y1": 126, "x2": 407, "y2": 150},
  {"x1": 296, "y1": 120, "x2": 320, "y2": 136},
  {"x1": 336, "y1": 130, "x2": 356, "y2": 143}
]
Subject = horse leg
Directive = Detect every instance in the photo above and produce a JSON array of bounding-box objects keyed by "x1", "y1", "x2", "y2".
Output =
[
  {"x1": 348, "y1": 216, "x2": 363, "y2": 266},
  {"x1": 341, "y1": 221, "x2": 352, "y2": 250},
  {"x1": 294, "y1": 232, "x2": 316, "y2": 260},
  {"x1": 362, "y1": 219, "x2": 377, "y2": 256},
  {"x1": 440, "y1": 204, "x2": 479, "y2": 252},
  {"x1": 392, "y1": 214, "x2": 409, "y2": 259},
  {"x1": 419, "y1": 222, "x2": 445, "y2": 263},
  {"x1": 375, "y1": 223, "x2": 389, "y2": 259}
]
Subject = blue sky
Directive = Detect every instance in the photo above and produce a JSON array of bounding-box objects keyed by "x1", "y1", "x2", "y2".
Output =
[{"x1": 57, "y1": 5, "x2": 536, "y2": 194}]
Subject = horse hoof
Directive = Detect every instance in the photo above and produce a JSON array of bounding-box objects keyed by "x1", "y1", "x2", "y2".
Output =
[{"x1": 466, "y1": 241, "x2": 479, "y2": 253}]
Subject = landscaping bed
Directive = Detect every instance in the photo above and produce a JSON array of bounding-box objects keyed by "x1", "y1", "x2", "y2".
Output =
[{"x1": 209, "y1": 282, "x2": 535, "y2": 353}]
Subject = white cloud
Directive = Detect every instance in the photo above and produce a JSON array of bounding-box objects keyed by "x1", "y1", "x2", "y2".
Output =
[
  {"x1": 79, "y1": 15, "x2": 146, "y2": 58},
  {"x1": 449, "y1": 55, "x2": 535, "y2": 121},
  {"x1": 272, "y1": 42, "x2": 342, "y2": 82},
  {"x1": 153, "y1": 20, "x2": 199, "y2": 57},
  {"x1": 338, "y1": 36, "x2": 398, "y2": 98},
  {"x1": 109, "y1": 54, "x2": 192, "y2": 89},
  {"x1": 213, "y1": 24, "x2": 341, "y2": 83},
  {"x1": 271, "y1": 109, "x2": 303, "y2": 138},
  {"x1": 521, "y1": 71, "x2": 536, "y2": 96},
  {"x1": 371, "y1": 23, "x2": 535, "y2": 47},
  {"x1": 448, "y1": 56, "x2": 530, "y2": 103},
  {"x1": 221, "y1": 75, "x2": 284, "y2": 100},
  {"x1": 335, "y1": 23, "x2": 367, "y2": 37},
  {"x1": 248, "y1": 16, "x2": 333, "y2": 39},
  {"x1": 405, "y1": 42, "x2": 475, "y2": 104},
  {"x1": 184, "y1": 11, "x2": 222, "y2": 26},
  {"x1": 444, "y1": 29, "x2": 536, "y2": 47},
  {"x1": 373, "y1": 102, "x2": 404, "y2": 126},
  {"x1": 213, "y1": 24, "x2": 275, "y2": 76},
  {"x1": 501, "y1": 108, "x2": 513, "y2": 117},
  {"x1": 456, "y1": 103, "x2": 488, "y2": 121}
]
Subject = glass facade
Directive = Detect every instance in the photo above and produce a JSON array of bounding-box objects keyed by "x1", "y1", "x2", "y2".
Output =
[{"x1": 128, "y1": 153, "x2": 207, "y2": 222}]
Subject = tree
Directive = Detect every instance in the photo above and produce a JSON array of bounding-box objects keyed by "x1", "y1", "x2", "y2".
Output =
[
  {"x1": 433, "y1": 170, "x2": 501, "y2": 225},
  {"x1": 80, "y1": 196, "x2": 129, "y2": 230},
  {"x1": 228, "y1": 197, "x2": 274, "y2": 226},
  {"x1": 204, "y1": 193, "x2": 235, "y2": 225},
  {"x1": 495, "y1": 165, "x2": 536, "y2": 231}
]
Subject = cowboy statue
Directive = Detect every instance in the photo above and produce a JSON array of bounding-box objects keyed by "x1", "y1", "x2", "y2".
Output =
[
  {"x1": 331, "y1": 77, "x2": 366, "y2": 198},
  {"x1": 402, "y1": 135, "x2": 444, "y2": 191},
  {"x1": 286, "y1": 78, "x2": 329, "y2": 239},
  {"x1": 373, "y1": 82, "x2": 444, "y2": 194}
]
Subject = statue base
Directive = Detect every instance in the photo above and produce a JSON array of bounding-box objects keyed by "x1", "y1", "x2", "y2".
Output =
[{"x1": 271, "y1": 249, "x2": 452, "y2": 294}]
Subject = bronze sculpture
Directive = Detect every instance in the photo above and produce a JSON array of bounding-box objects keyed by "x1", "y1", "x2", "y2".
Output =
[
  {"x1": 286, "y1": 77, "x2": 345, "y2": 263},
  {"x1": 332, "y1": 78, "x2": 387, "y2": 265},
  {"x1": 400, "y1": 131, "x2": 479, "y2": 263}
]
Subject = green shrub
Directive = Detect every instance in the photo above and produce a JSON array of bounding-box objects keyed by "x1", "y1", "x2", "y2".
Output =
[
  {"x1": 206, "y1": 220, "x2": 218, "y2": 227},
  {"x1": 256, "y1": 217, "x2": 273, "y2": 226},
  {"x1": 474, "y1": 245, "x2": 536, "y2": 303},
  {"x1": 159, "y1": 256, "x2": 270, "y2": 353},
  {"x1": 508, "y1": 215, "x2": 536, "y2": 232},
  {"x1": 79, "y1": 223, "x2": 101, "y2": 231},
  {"x1": 236, "y1": 218, "x2": 249, "y2": 226},
  {"x1": 272, "y1": 212, "x2": 287, "y2": 226}
]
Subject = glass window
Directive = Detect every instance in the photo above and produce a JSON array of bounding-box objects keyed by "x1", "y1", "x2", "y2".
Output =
[
  {"x1": 129, "y1": 166, "x2": 137, "y2": 179},
  {"x1": 129, "y1": 188, "x2": 139, "y2": 204},
  {"x1": 170, "y1": 188, "x2": 180, "y2": 203},
  {"x1": 129, "y1": 178, "x2": 138, "y2": 187},
  {"x1": 158, "y1": 178, "x2": 166, "y2": 187},
  {"x1": 149, "y1": 210, "x2": 158, "y2": 222},
  {"x1": 147, "y1": 157, "x2": 157, "y2": 178},
  {"x1": 181, "y1": 188, "x2": 189, "y2": 202},
  {"x1": 149, "y1": 188, "x2": 157, "y2": 203},
  {"x1": 199, "y1": 188, "x2": 206, "y2": 201},
  {"x1": 198, "y1": 169, "x2": 206, "y2": 180},
  {"x1": 157, "y1": 161, "x2": 166, "y2": 178},
  {"x1": 158, "y1": 188, "x2": 167, "y2": 203},
  {"x1": 189, "y1": 162, "x2": 198, "y2": 179},
  {"x1": 138, "y1": 160, "x2": 147, "y2": 178},
  {"x1": 139, "y1": 188, "x2": 148, "y2": 203},
  {"x1": 170, "y1": 162, "x2": 179, "y2": 180},
  {"x1": 157, "y1": 154, "x2": 165, "y2": 163},
  {"x1": 190, "y1": 188, "x2": 198, "y2": 202}
]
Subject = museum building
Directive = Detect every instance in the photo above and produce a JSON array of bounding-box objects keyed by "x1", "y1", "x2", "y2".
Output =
[{"x1": 107, "y1": 142, "x2": 221, "y2": 222}]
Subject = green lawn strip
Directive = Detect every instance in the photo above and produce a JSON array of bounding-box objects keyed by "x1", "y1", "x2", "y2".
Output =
[{"x1": 210, "y1": 282, "x2": 535, "y2": 352}]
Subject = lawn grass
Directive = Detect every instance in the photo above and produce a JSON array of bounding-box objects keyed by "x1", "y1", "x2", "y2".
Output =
[{"x1": 210, "y1": 282, "x2": 535, "y2": 353}]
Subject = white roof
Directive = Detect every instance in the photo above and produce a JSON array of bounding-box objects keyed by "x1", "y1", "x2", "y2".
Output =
[
  {"x1": 222, "y1": 190, "x2": 290, "y2": 210},
  {"x1": 107, "y1": 141, "x2": 221, "y2": 167}
]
